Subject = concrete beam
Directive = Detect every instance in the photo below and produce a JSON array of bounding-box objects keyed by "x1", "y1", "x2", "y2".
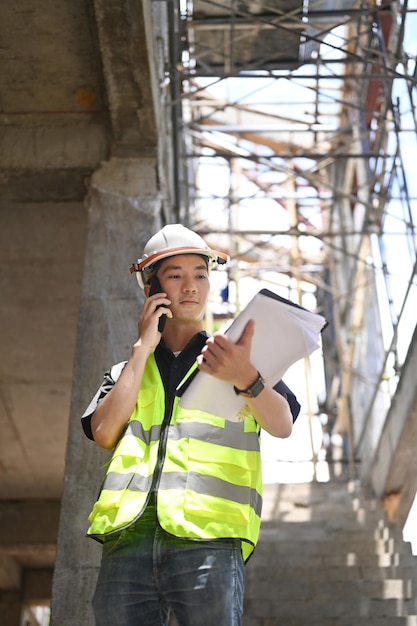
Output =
[
  {"x1": 93, "y1": 0, "x2": 161, "y2": 155},
  {"x1": 0, "y1": 123, "x2": 108, "y2": 201},
  {"x1": 0, "y1": 501, "x2": 60, "y2": 547},
  {"x1": 368, "y1": 323, "x2": 417, "y2": 527},
  {"x1": 0, "y1": 168, "x2": 93, "y2": 202},
  {"x1": 0, "y1": 591, "x2": 22, "y2": 626},
  {"x1": 0, "y1": 566, "x2": 53, "y2": 606},
  {"x1": 0, "y1": 126, "x2": 108, "y2": 170},
  {"x1": 0, "y1": 554, "x2": 21, "y2": 590},
  {"x1": 0, "y1": 501, "x2": 59, "y2": 591},
  {"x1": 23, "y1": 569, "x2": 53, "y2": 604}
]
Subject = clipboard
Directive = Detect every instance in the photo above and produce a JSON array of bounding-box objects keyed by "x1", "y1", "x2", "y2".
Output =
[{"x1": 177, "y1": 288, "x2": 327, "y2": 421}]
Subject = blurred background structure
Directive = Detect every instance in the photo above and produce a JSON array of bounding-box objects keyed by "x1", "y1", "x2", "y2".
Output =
[{"x1": 1, "y1": 1, "x2": 417, "y2": 624}]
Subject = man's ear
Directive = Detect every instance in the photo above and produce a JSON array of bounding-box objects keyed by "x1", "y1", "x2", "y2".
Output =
[{"x1": 144, "y1": 284, "x2": 151, "y2": 297}]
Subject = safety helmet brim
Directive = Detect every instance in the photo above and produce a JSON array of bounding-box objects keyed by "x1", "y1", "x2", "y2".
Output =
[{"x1": 129, "y1": 224, "x2": 229, "y2": 289}]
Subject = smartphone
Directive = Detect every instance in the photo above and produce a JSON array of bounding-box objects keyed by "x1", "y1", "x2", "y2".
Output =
[{"x1": 149, "y1": 275, "x2": 167, "y2": 332}]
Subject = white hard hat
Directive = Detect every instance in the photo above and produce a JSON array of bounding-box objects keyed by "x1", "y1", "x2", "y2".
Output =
[{"x1": 130, "y1": 224, "x2": 229, "y2": 288}]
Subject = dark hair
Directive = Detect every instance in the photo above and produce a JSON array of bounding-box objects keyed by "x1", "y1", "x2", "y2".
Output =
[
  {"x1": 145, "y1": 260, "x2": 162, "y2": 285},
  {"x1": 146, "y1": 254, "x2": 209, "y2": 284}
]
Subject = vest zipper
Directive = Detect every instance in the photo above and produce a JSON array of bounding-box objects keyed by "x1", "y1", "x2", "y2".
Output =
[{"x1": 148, "y1": 392, "x2": 174, "y2": 498}]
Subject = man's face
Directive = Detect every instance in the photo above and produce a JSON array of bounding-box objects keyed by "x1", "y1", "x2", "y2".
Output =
[{"x1": 156, "y1": 254, "x2": 210, "y2": 324}]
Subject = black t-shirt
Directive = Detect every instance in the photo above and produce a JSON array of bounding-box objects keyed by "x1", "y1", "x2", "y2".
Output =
[{"x1": 81, "y1": 331, "x2": 300, "y2": 441}]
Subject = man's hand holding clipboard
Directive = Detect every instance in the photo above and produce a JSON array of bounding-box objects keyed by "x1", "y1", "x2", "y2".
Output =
[{"x1": 176, "y1": 289, "x2": 327, "y2": 421}]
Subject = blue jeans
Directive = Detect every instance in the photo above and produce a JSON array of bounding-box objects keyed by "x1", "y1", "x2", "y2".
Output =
[{"x1": 92, "y1": 502, "x2": 244, "y2": 626}]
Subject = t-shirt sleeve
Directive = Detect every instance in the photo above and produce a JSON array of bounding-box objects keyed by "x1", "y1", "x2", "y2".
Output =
[
  {"x1": 81, "y1": 361, "x2": 127, "y2": 440},
  {"x1": 273, "y1": 379, "x2": 301, "y2": 422}
]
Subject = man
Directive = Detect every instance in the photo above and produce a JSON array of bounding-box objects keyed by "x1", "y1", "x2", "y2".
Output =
[{"x1": 82, "y1": 224, "x2": 300, "y2": 626}]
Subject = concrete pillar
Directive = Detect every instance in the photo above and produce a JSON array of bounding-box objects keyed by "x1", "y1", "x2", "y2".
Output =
[
  {"x1": 50, "y1": 157, "x2": 163, "y2": 625},
  {"x1": 0, "y1": 591, "x2": 22, "y2": 626}
]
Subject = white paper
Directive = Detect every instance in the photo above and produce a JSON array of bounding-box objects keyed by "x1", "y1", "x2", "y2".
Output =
[{"x1": 178, "y1": 289, "x2": 327, "y2": 421}]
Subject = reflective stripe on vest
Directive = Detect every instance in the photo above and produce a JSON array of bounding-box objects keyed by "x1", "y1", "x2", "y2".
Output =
[
  {"x1": 87, "y1": 354, "x2": 263, "y2": 561},
  {"x1": 98, "y1": 470, "x2": 262, "y2": 516}
]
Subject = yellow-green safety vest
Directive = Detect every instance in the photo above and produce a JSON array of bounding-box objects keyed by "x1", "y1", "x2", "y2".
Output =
[{"x1": 87, "y1": 353, "x2": 263, "y2": 561}]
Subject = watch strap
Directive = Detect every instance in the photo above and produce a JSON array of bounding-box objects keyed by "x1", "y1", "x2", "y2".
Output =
[{"x1": 234, "y1": 371, "x2": 265, "y2": 398}]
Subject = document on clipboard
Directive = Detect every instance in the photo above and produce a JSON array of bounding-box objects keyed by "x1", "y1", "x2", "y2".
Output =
[{"x1": 177, "y1": 288, "x2": 327, "y2": 421}]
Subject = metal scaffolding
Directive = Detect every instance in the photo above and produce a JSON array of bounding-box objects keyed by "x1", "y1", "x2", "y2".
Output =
[{"x1": 165, "y1": 0, "x2": 417, "y2": 481}]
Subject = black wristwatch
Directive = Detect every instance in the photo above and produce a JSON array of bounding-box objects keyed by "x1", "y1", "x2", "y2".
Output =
[{"x1": 234, "y1": 371, "x2": 265, "y2": 398}]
